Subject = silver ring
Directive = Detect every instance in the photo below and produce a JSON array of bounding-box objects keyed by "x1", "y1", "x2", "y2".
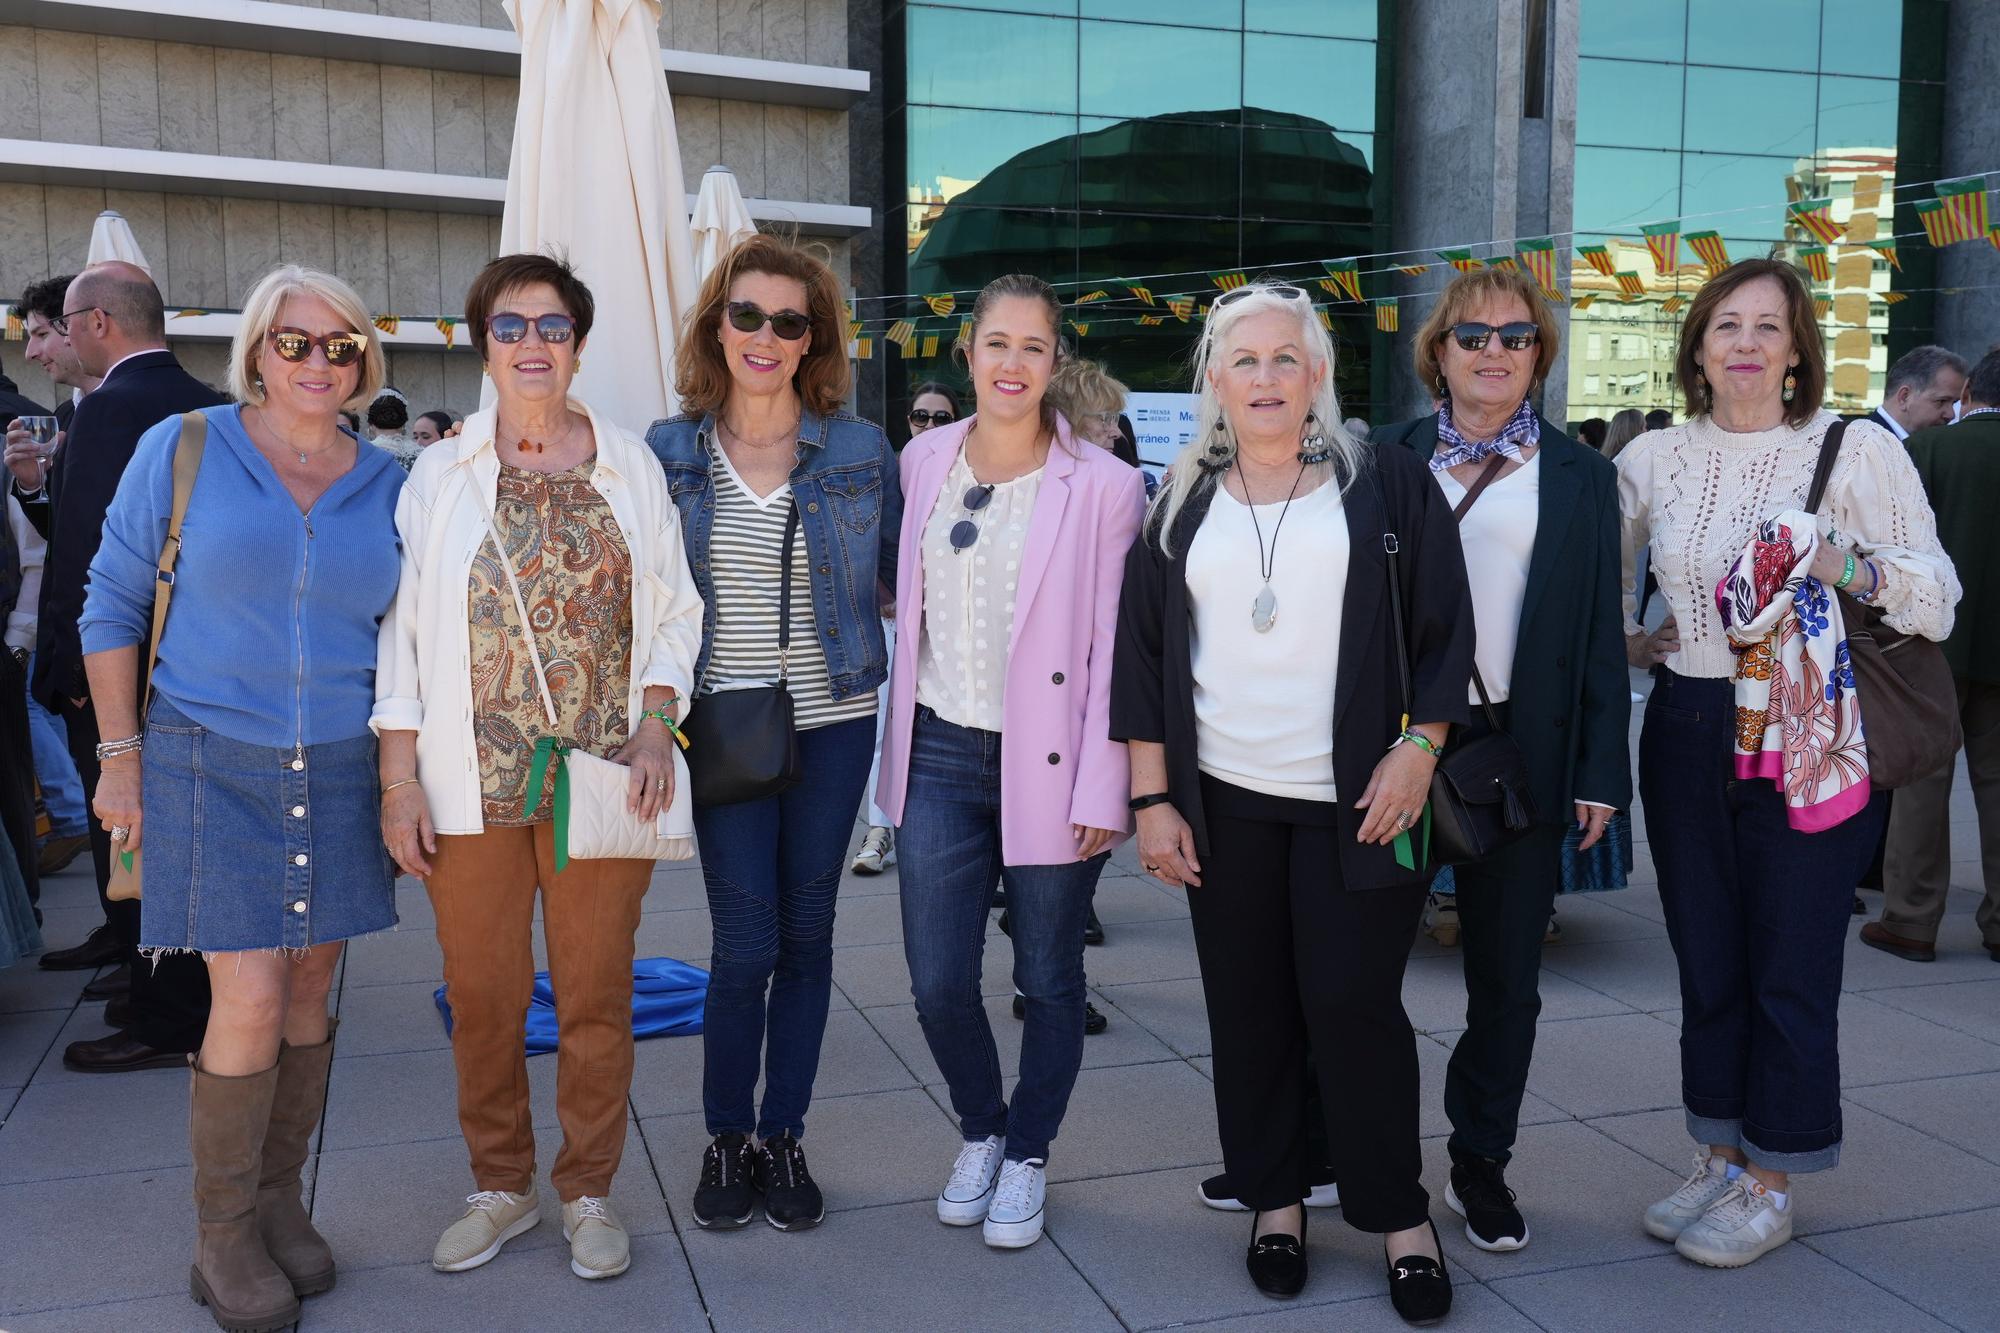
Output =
[
  {"x1": 655, "y1": 777, "x2": 666, "y2": 790},
  {"x1": 110, "y1": 825, "x2": 130, "y2": 841},
  {"x1": 1395, "y1": 811, "x2": 1413, "y2": 830}
]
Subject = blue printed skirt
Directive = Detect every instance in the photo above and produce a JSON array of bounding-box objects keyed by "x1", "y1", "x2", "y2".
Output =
[{"x1": 139, "y1": 696, "x2": 397, "y2": 952}]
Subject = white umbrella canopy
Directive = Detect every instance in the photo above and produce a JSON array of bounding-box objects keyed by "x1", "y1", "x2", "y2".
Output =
[
  {"x1": 87, "y1": 210, "x2": 152, "y2": 274},
  {"x1": 690, "y1": 164, "x2": 758, "y2": 285},
  {"x1": 499, "y1": 0, "x2": 699, "y2": 432}
]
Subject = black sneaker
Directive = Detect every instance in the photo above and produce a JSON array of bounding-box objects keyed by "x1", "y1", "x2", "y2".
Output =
[
  {"x1": 692, "y1": 1132, "x2": 759, "y2": 1229},
  {"x1": 1011, "y1": 993, "x2": 1109, "y2": 1035},
  {"x1": 1084, "y1": 907, "x2": 1105, "y2": 946},
  {"x1": 753, "y1": 1133, "x2": 826, "y2": 1231},
  {"x1": 1446, "y1": 1155, "x2": 1528, "y2": 1251}
]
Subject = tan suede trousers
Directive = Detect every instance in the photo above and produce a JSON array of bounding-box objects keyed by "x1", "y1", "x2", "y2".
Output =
[{"x1": 427, "y1": 824, "x2": 652, "y2": 1201}]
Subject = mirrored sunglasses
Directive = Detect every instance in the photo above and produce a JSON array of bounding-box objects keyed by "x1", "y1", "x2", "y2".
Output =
[
  {"x1": 486, "y1": 312, "x2": 576, "y2": 345},
  {"x1": 268, "y1": 327, "x2": 367, "y2": 366},
  {"x1": 727, "y1": 302, "x2": 811, "y2": 341},
  {"x1": 1452, "y1": 321, "x2": 1538, "y2": 352}
]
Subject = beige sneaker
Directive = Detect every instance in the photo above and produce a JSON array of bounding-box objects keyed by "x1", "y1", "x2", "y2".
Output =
[
  {"x1": 562, "y1": 1196, "x2": 631, "y2": 1279},
  {"x1": 433, "y1": 1189, "x2": 541, "y2": 1272}
]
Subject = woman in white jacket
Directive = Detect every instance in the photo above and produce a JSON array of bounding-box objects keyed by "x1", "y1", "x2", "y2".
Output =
[{"x1": 372, "y1": 255, "x2": 702, "y2": 1283}]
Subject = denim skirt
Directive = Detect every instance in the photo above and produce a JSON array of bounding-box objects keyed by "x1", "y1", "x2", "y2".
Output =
[{"x1": 139, "y1": 696, "x2": 397, "y2": 953}]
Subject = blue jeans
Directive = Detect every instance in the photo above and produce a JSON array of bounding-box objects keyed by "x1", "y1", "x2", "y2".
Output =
[
  {"x1": 26, "y1": 655, "x2": 87, "y2": 836},
  {"x1": 1639, "y1": 670, "x2": 1887, "y2": 1174},
  {"x1": 897, "y1": 706, "x2": 1106, "y2": 1164},
  {"x1": 693, "y1": 715, "x2": 874, "y2": 1141}
]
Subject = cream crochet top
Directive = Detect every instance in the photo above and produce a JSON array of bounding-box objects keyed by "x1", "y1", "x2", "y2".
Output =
[{"x1": 1616, "y1": 410, "x2": 1959, "y2": 679}]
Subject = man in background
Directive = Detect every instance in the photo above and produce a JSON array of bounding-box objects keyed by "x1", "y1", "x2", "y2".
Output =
[{"x1": 1869, "y1": 345, "x2": 1968, "y2": 441}]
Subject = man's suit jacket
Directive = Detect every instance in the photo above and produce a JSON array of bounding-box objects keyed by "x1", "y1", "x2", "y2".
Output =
[
  {"x1": 1903, "y1": 412, "x2": 2000, "y2": 685},
  {"x1": 31, "y1": 350, "x2": 224, "y2": 709},
  {"x1": 1866, "y1": 406, "x2": 1907, "y2": 441}
]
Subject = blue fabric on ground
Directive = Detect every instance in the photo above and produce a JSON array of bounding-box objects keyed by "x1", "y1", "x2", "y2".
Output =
[{"x1": 436, "y1": 956, "x2": 708, "y2": 1055}]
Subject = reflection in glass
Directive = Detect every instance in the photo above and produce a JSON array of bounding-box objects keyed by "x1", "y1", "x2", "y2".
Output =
[
  {"x1": 906, "y1": 7, "x2": 1078, "y2": 114},
  {"x1": 1578, "y1": 0, "x2": 1687, "y2": 60},
  {"x1": 906, "y1": 107, "x2": 1078, "y2": 209},
  {"x1": 1686, "y1": 0, "x2": 1820, "y2": 72},
  {"x1": 1079, "y1": 22, "x2": 1239, "y2": 121},
  {"x1": 1683, "y1": 67, "x2": 1817, "y2": 157},
  {"x1": 907, "y1": 208, "x2": 1080, "y2": 295},
  {"x1": 1819, "y1": 0, "x2": 1905, "y2": 79},
  {"x1": 1241, "y1": 127, "x2": 1374, "y2": 220},
  {"x1": 1679, "y1": 153, "x2": 1796, "y2": 240},
  {"x1": 1244, "y1": 0, "x2": 1378, "y2": 40},
  {"x1": 1242, "y1": 33, "x2": 1377, "y2": 134},
  {"x1": 1817, "y1": 75, "x2": 1901, "y2": 151},
  {"x1": 1079, "y1": 116, "x2": 1242, "y2": 218},
  {"x1": 1080, "y1": 0, "x2": 1231, "y2": 26},
  {"x1": 1573, "y1": 147, "x2": 1682, "y2": 235},
  {"x1": 1577, "y1": 58, "x2": 1684, "y2": 149}
]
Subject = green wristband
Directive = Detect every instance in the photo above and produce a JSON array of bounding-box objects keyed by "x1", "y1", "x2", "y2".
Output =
[
  {"x1": 1399, "y1": 729, "x2": 1441, "y2": 758},
  {"x1": 1834, "y1": 552, "x2": 1857, "y2": 590}
]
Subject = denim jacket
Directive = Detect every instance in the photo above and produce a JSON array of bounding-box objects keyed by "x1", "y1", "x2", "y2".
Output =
[{"x1": 645, "y1": 406, "x2": 902, "y2": 701}]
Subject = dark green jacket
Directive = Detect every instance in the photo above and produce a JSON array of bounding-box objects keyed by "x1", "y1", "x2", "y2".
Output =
[
  {"x1": 1375, "y1": 413, "x2": 1632, "y2": 817},
  {"x1": 1903, "y1": 413, "x2": 2000, "y2": 685}
]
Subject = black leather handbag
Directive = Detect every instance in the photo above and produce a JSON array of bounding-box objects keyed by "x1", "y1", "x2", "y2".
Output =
[
  {"x1": 679, "y1": 504, "x2": 804, "y2": 806},
  {"x1": 1382, "y1": 457, "x2": 1539, "y2": 867}
]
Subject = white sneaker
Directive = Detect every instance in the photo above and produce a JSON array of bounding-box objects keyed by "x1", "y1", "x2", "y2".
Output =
[
  {"x1": 1673, "y1": 1178, "x2": 1792, "y2": 1268},
  {"x1": 937, "y1": 1135, "x2": 1005, "y2": 1225},
  {"x1": 1643, "y1": 1151, "x2": 1732, "y2": 1242},
  {"x1": 852, "y1": 826, "x2": 896, "y2": 875},
  {"x1": 983, "y1": 1159, "x2": 1046, "y2": 1249}
]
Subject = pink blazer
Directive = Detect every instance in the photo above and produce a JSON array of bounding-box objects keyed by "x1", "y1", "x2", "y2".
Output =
[{"x1": 877, "y1": 414, "x2": 1148, "y2": 865}]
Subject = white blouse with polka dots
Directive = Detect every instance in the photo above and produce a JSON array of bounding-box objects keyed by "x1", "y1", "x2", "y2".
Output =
[{"x1": 915, "y1": 447, "x2": 1044, "y2": 733}]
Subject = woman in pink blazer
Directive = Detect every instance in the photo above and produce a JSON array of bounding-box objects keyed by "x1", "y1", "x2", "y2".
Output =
[{"x1": 877, "y1": 274, "x2": 1146, "y2": 1252}]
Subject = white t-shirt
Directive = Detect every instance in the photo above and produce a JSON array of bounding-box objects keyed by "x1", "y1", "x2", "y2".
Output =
[
  {"x1": 1433, "y1": 452, "x2": 1539, "y2": 702},
  {"x1": 1185, "y1": 479, "x2": 1347, "y2": 802}
]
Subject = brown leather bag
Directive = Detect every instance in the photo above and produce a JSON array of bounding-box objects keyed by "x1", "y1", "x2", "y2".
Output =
[{"x1": 1805, "y1": 419, "x2": 1960, "y2": 790}]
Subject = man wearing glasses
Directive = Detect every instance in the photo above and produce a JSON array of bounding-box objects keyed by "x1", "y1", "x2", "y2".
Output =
[{"x1": 3, "y1": 262, "x2": 219, "y2": 1072}]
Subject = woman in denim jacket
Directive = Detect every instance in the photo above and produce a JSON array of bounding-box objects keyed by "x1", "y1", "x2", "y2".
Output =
[{"x1": 646, "y1": 234, "x2": 901, "y2": 1233}]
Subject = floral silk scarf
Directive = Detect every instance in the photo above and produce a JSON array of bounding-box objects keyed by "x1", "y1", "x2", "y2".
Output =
[{"x1": 1716, "y1": 509, "x2": 1870, "y2": 832}]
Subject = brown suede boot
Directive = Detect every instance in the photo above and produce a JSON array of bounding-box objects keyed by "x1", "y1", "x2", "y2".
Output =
[
  {"x1": 259, "y1": 1020, "x2": 338, "y2": 1296},
  {"x1": 189, "y1": 1061, "x2": 302, "y2": 1332}
]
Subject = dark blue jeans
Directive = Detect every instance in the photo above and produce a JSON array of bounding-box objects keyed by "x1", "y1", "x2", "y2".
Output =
[
  {"x1": 897, "y1": 707, "x2": 1107, "y2": 1164},
  {"x1": 1639, "y1": 670, "x2": 1887, "y2": 1174},
  {"x1": 693, "y1": 715, "x2": 874, "y2": 1141}
]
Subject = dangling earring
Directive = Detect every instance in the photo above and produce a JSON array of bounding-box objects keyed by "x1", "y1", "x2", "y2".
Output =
[
  {"x1": 1698, "y1": 370, "x2": 1713, "y2": 409},
  {"x1": 574, "y1": 354, "x2": 584, "y2": 372},
  {"x1": 1435, "y1": 375, "x2": 1449, "y2": 400},
  {"x1": 1298, "y1": 411, "x2": 1332, "y2": 465},
  {"x1": 1782, "y1": 371, "x2": 1796, "y2": 403},
  {"x1": 1197, "y1": 416, "x2": 1232, "y2": 476}
]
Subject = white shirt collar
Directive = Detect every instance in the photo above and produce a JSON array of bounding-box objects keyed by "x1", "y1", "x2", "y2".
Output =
[{"x1": 1875, "y1": 407, "x2": 1910, "y2": 441}]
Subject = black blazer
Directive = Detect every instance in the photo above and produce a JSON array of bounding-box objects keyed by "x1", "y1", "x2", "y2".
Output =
[
  {"x1": 31, "y1": 350, "x2": 224, "y2": 708},
  {"x1": 1110, "y1": 443, "x2": 1475, "y2": 892},
  {"x1": 1375, "y1": 413, "x2": 1632, "y2": 817}
]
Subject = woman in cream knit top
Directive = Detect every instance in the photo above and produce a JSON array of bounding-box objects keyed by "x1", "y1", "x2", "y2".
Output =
[{"x1": 1618, "y1": 408, "x2": 1959, "y2": 676}]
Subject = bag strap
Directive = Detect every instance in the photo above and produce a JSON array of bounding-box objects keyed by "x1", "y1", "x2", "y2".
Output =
[
  {"x1": 1805, "y1": 418, "x2": 1848, "y2": 515},
  {"x1": 1444, "y1": 453, "x2": 1508, "y2": 730},
  {"x1": 470, "y1": 477, "x2": 563, "y2": 731},
  {"x1": 141, "y1": 412, "x2": 207, "y2": 713},
  {"x1": 776, "y1": 499, "x2": 799, "y2": 683}
]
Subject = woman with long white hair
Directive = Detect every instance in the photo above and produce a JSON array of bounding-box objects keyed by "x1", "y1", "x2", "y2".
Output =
[{"x1": 1112, "y1": 282, "x2": 1472, "y2": 1320}]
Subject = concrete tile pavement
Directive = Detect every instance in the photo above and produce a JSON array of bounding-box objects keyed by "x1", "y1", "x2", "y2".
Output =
[{"x1": 4, "y1": 725, "x2": 1999, "y2": 1329}]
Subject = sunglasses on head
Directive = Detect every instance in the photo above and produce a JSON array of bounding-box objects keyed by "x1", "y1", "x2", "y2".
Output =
[
  {"x1": 908, "y1": 408, "x2": 955, "y2": 427},
  {"x1": 268, "y1": 327, "x2": 368, "y2": 366},
  {"x1": 1452, "y1": 321, "x2": 1538, "y2": 352},
  {"x1": 949, "y1": 483, "x2": 995, "y2": 552},
  {"x1": 486, "y1": 312, "x2": 576, "y2": 345},
  {"x1": 727, "y1": 302, "x2": 811, "y2": 341},
  {"x1": 1214, "y1": 284, "x2": 1308, "y2": 309}
]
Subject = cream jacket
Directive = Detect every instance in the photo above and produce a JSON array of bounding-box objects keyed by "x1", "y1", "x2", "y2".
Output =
[{"x1": 370, "y1": 399, "x2": 703, "y2": 835}]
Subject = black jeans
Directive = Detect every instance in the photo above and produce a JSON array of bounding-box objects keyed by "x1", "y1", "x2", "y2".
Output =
[
  {"x1": 60, "y1": 698, "x2": 210, "y2": 1052},
  {"x1": 0, "y1": 651, "x2": 40, "y2": 908},
  {"x1": 1639, "y1": 670, "x2": 1885, "y2": 1174},
  {"x1": 1188, "y1": 774, "x2": 1429, "y2": 1231}
]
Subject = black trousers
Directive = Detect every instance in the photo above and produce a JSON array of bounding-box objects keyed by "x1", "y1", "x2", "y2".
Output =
[
  {"x1": 0, "y1": 652, "x2": 40, "y2": 908},
  {"x1": 1188, "y1": 774, "x2": 1429, "y2": 1232},
  {"x1": 59, "y1": 698, "x2": 210, "y2": 1052}
]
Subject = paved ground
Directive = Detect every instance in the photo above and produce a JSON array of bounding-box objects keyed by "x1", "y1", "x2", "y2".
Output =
[{"x1": 4, "y1": 686, "x2": 1999, "y2": 1331}]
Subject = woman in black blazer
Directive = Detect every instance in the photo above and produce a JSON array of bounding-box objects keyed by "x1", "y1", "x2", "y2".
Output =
[
  {"x1": 1111, "y1": 282, "x2": 1473, "y2": 1321},
  {"x1": 1375, "y1": 268, "x2": 1630, "y2": 1255}
]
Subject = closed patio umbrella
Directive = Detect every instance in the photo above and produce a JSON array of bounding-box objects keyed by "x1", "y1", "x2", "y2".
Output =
[
  {"x1": 690, "y1": 164, "x2": 758, "y2": 285},
  {"x1": 87, "y1": 210, "x2": 152, "y2": 275},
  {"x1": 499, "y1": 0, "x2": 699, "y2": 432}
]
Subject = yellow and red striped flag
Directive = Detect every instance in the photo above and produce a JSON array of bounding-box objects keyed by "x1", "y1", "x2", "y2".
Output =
[
  {"x1": 435, "y1": 317, "x2": 456, "y2": 349},
  {"x1": 1937, "y1": 178, "x2": 1991, "y2": 243},
  {"x1": 1881, "y1": 291, "x2": 1909, "y2": 305},
  {"x1": 921, "y1": 334, "x2": 939, "y2": 358},
  {"x1": 1788, "y1": 197, "x2": 1844, "y2": 246},
  {"x1": 1572, "y1": 294, "x2": 1595, "y2": 311},
  {"x1": 1641, "y1": 222, "x2": 1681, "y2": 277},
  {"x1": 1914, "y1": 199, "x2": 1952, "y2": 247},
  {"x1": 1813, "y1": 297, "x2": 1832, "y2": 321},
  {"x1": 3, "y1": 309, "x2": 20, "y2": 340},
  {"x1": 1316, "y1": 308, "x2": 1333, "y2": 330},
  {"x1": 373, "y1": 314, "x2": 399, "y2": 335},
  {"x1": 884, "y1": 319, "x2": 916, "y2": 349},
  {"x1": 1991, "y1": 225, "x2": 2000, "y2": 254},
  {"x1": 1661, "y1": 295, "x2": 1686, "y2": 315},
  {"x1": 899, "y1": 336, "x2": 918, "y2": 360},
  {"x1": 1684, "y1": 230, "x2": 1730, "y2": 274},
  {"x1": 1074, "y1": 289, "x2": 1110, "y2": 304},
  {"x1": 854, "y1": 336, "x2": 873, "y2": 359},
  {"x1": 924, "y1": 293, "x2": 956, "y2": 317},
  {"x1": 1798, "y1": 245, "x2": 1831, "y2": 283},
  {"x1": 1864, "y1": 239, "x2": 1901, "y2": 271},
  {"x1": 959, "y1": 319, "x2": 972, "y2": 344},
  {"x1": 1395, "y1": 264, "x2": 1430, "y2": 277},
  {"x1": 1322, "y1": 259, "x2": 1364, "y2": 303},
  {"x1": 1577, "y1": 244, "x2": 1618, "y2": 278},
  {"x1": 847, "y1": 320, "x2": 862, "y2": 341},
  {"x1": 1615, "y1": 271, "x2": 1646, "y2": 298},
  {"x1": 1166, "y1": 295, "x2": 1195, "y2": 323},
  {"x1": 1070, "y1": 323, "x2": 1089, "y2": 338},
  {"x1": 173, "y1": 309, "x2": 208, "y2": 320},
  {"x1": 1138, "y1": 315, "x2": 1164, "y2": 326},
  {"x1": 1210, "y1": 271, "x2": 1248, "y2": 292},
  {"x1": 1437, "y1": 249, "x2": 1482, "y2": 273},
  {"x1": 1516, "y1": 238, "x2": 1560, "y2": 295},
  {"x1": 1375, "y1": 299, "x2": 1399, "y2": 332},
  {"x1": 1124, "y1": 281, "x2": 1155, "y2": 306}
]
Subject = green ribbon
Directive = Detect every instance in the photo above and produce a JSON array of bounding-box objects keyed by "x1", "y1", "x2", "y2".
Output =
[
  {"x1": 524, "y1": 735, "x2": 572, "y2": 872},
  {"x1": 1391, "y1": 803, "x2": 1433, "y2": 872},
  {"x1": 119, "y1": 851, "x2": 134, "y2": 873}
]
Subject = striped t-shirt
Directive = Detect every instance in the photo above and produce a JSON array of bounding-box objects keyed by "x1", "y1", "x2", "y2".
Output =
[{"x1": 701, "y1": 442, "x2": 876, "y2": 730}]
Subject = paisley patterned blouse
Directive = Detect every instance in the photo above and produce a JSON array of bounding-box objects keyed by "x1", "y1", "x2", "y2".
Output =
[{"x1": 469, "y1": 459, "x2": 634, "y2": 825}]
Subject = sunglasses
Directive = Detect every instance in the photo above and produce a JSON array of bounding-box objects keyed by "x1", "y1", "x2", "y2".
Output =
[
  {"x1": 486, "y1": 312, "x2": 576, "y2": 345},
  {"x1": 908, "y1": 408, "x2": 955, "y2": 427},
  {"x1": 727, "y1": 302, "x2": 812, "y2": 341},
  {"x1": 1451, "y1": 321, "x2": 1539, "y2": 352},
  {"x1": 1213, "y1": 284, "x2": 1307, "y2": 309},
  {"x1": 50, "y1": 306, "x2": 101, "y2": 336},
  {"x1": 948, "y1": 483, "x2": 996, "y2": 552},
  {"x1": 268, "y1": 327, "x2": 368, "y2": 366}
]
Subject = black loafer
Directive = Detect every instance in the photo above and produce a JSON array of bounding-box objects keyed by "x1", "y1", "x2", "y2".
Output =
[
  {"x1": 40, "y1": 925, "x2": 120, "y2": 971},
  {"x1": 1386, "y1": 1222, "x2": 1452, "y2": 1326},
  {"x1": 1011, "y1": 994, "x2": 1109, "y2": 1035},
  {"x1": 104, "y1": 994, "x2": 137, "y2": 1030},
  {"x1": 1084, "y1": 908, "x2": 1105, "y2": 946},
  {"x1": 62, "y1": 1032, "x2": 188, "y2": 1073},
  {"x1": 1247, "y1": 1209, "x2": 1307, "y2": 1298},
  {"x1": 82, "y1": 963, "x2": 131, "y2": 1001}
]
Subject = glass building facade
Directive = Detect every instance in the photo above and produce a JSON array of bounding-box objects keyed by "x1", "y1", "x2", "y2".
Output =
[
  {"x1": 882, "y1": 1, "x2": 1393, "y2": 422},
  {"x1": 1567, "y1": 0, "x2": 1948, "y2": 422}
]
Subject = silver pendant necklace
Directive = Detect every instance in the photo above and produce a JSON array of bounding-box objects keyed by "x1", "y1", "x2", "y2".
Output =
[{"x1": 1242, "y1": 460, "x2": 1308, "y2": 633}]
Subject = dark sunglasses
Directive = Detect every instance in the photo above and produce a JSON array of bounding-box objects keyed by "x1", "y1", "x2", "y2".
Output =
[
  {"x1": 727, "y1": 302, "x2": 811, "y2": 341},
  {"x1": 1452, "y1": 321, "x2": 1538, "y2": 352},
  {"x1": 486, "y1": 312, "x2": 576, "y2": 345},
  {"x1": 1214, "y1": 284, "x2": 1307, "y2": 308},
  {"x1": 908, "y1": 408, "x2": 955, "y2": 427},
  {"x1": 268, "y1": 327, "x2": 368, "y2": 366},
  {"x1": 948, "y1": 483, "x2": 996, "y2": 552},
  {"x1": 50, "y1": 306, "x2": 101, "y2": 336}
]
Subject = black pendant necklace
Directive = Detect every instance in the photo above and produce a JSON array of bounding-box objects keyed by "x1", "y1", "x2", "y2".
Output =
[{"x1": 1243, "y1": 460, "x2": 1308, "y2": 633}]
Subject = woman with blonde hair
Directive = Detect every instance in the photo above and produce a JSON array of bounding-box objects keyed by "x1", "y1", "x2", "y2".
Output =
[
  {"x1": 1049, "y1": 357, "x2": 1128, "y2": 453},
  {"x1": 81, "y1": 264, "x2": 403, "y2": 1330}
]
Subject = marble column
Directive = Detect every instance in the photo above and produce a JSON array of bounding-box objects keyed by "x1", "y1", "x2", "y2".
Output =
[{"x1": 1935, "y1": 1, "x2": 1999, "y2": 361}]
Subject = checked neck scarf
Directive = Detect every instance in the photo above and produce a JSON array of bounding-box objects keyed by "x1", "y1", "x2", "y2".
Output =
[{"x1": 1429, "y1": 396, "x2": 1541, "y2": 472}]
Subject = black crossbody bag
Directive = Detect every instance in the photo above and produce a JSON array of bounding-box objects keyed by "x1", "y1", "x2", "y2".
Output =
[
  {"x1": 1381, "y1": 458, "x2": 1538, "y2": 866},
  {"x1": 679, "y1": 503, "x2": 804, "y2": 806}
]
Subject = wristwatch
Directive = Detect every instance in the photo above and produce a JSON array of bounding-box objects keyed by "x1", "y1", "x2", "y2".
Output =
[{"x1": 9, "y1": 646, "x2": 26, "y2": 670}]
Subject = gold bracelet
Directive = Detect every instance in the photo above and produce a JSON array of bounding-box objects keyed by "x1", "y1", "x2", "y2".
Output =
[{"x1": 380, "y1": 778, "x2": 420, "y2": 799}]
